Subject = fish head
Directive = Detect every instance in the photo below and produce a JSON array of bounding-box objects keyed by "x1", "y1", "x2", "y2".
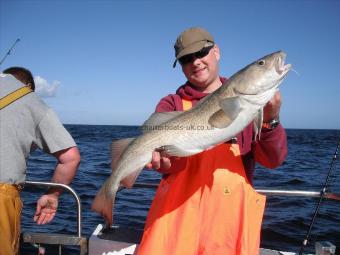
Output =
[{"x1": 232, "y1": 51, "x2": 291, "y2": 95}]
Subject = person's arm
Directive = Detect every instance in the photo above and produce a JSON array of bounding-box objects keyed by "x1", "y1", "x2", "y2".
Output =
[
  {"x1": 253, "y1": 91, "x2": 287, "y2": 168},
  {"x1": 253, "y1": 125, "x2": 287, "y2": 168},
  {"x1": 33, "y1": 146, "x2": 80, "y2": 225}
]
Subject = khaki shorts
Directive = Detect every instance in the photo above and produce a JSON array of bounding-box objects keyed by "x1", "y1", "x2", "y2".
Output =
[{"x1": 0, "y1": 183, "x2": 22, "y2": 255}]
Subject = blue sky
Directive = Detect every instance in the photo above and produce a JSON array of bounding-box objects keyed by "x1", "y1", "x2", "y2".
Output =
[{"x1": 1, "y1": 0, "x2": 339, "y2": 129}]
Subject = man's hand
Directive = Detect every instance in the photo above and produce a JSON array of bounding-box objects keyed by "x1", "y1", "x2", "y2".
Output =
[
  {"x1": 146, "y1": 151, "x2": 172, "y2": 170},
  {"x1": 146, "y1": 150, "x2": 188, "y2": 175},
  {"x1": 263, "y1": 90, "x2": 282, "y2": 122},
  {"x1": 33, "y1": 193, "x2": 58, "y2": 225},
  {"x1": 32, "y1": 147, "x2": 80, "y2": 225}
]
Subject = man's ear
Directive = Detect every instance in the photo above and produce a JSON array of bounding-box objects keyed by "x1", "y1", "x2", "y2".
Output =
[{"x1": 213, "y1": 44, "x2": 220, "y2": 61}]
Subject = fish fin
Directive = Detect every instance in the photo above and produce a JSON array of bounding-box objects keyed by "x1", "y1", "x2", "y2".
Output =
[
  {"x1": 141, "y1": 112, "x2": 183, "y2": 133},
  {"x1": 91, "y1": 179, "x2": 118, "y2": 226},
  {"x1": 120, "y1": 166, "x2": 144, "y2": 188},
  {"x1": 208, "y1": 109, "x2": 233, "y2": 128},
  {"x1": 208, "y1": 97, "x2": 241, "y2": 128},
  {"x1": 110, "y1": 138, "x2": 136, "y2": 170},
  {"x1": 253, "y1": 109, "x2": 263, "y2": 140},
  {"x1": 219, "y1": 96, "x2": 241, "y2": 119},
  {"x1": 92, "y1": 138, "x2": 136, "y2": 225}
]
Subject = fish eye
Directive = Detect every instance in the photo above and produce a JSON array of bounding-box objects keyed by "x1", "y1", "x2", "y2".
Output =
[{"x1": 258, "y1": 60, "x2": 265, "y2": 66}]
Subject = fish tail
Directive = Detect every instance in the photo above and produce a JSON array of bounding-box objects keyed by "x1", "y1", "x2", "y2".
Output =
[{"x1": 91, "y1": 179, "x2": 118, "y2": 226}]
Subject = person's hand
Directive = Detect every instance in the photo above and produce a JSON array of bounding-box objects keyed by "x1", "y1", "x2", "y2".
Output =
[
  {"x1": 146, "y1": 150, "x2": 172, "y2": 170},
  {"x1": 33, "y1": 193, "x2": 59, "y2": 225},
  {"x1": 263, "y1": 90, "x2": 282, "y2": 122}
]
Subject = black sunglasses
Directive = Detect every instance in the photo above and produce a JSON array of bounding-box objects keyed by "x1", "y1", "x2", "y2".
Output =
[{"x1": 178, "y1": 45, "x2": 214, "y2": 66}]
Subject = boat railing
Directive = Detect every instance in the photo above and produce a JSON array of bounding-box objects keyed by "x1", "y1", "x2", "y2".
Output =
[
  {"x1": 131, "y1": 182, "x2": 340, "y2": 200},
  {"x1": 20, "y1": 180, "x2": 87, "y2": 255},
  {"x1": 20, "y1": 181, "x2": 339, "y2": 255}
]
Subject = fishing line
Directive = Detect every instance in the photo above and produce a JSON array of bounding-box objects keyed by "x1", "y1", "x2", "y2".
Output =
[
  {"x1": 290, "y1": 68, "x2": 300, "y2": 76},
  {"x1": 0, "y1": 38, "x2": 20, "y2": 67},
  {"x1": 299, "y1": 140, "x2": 340, "y2": 255}
]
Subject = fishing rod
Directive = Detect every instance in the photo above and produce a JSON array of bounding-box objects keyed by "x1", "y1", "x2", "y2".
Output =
[
  {"x1": 0, "y1": 38, "x2": 20, "y2": 67},
  {"x1": 299, "y1": 140, "x2": 340, "y2": 255}
]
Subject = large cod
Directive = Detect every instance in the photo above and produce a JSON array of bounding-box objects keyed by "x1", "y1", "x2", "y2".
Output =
[{"x1": 92, "y1": 51, "x2": 292, "y2": 225}]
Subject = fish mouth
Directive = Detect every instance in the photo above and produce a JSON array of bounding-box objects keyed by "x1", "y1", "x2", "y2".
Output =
[{"x1": 276, "y1": 52, "x2": 292, "y2": 77}]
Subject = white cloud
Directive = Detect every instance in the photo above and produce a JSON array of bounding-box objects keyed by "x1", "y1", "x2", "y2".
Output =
[{"x1": 34, "y1": 76, "x2": 60, "y2": 98}]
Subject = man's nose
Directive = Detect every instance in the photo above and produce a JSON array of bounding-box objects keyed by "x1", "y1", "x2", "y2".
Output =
[{"x1": 192, "y1": 57, "x2": 202, "y2": 65}]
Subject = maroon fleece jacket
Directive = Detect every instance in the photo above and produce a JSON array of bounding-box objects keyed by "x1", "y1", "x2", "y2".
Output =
[{"x1": 155, "y1": 78, "x2": 288, "y2": 184}]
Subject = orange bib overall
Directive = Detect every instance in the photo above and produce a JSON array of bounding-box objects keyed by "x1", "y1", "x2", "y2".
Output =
[{"x1": 137, "y1": 99, "x2": 266, "y2": 255}]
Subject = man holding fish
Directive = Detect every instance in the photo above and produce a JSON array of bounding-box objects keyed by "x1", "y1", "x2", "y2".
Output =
[
  {"x1": 137, "y1": 27, "x2": 288, "y2": 255},
  {"x1": 92, "y1": 27, "x2": 290, "y2": 255}
]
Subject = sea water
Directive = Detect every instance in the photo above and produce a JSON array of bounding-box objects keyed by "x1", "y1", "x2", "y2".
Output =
[{"x1": 20, "y1": 126, "x2": 340, "y2": 254}]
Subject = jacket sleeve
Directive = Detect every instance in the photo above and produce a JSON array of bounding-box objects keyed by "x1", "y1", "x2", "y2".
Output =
[{"x1": 252, "y1": 124, "x2": 288, "y2": 169}]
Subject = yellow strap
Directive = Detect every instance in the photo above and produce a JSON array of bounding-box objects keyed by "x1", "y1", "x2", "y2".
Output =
[
  {"x1": 0, "y1": 86, "x2": 32, "y2": 110},
  {"x1": 182, "y1": 99, "x2": 193, "y2": 111}
]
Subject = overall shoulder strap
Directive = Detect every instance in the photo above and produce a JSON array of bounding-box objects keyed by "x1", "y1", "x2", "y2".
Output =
[
  {"x1": 182, "y1": 98, "x2": 192, "y2": 111},
  {"x1": 0, "y1": 86, "x2": 33, "y2": 110}
]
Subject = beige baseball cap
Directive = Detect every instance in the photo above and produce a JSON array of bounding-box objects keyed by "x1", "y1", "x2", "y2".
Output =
[{"x1": 173, "y1": 27, "x2": 214, "y2": 67}]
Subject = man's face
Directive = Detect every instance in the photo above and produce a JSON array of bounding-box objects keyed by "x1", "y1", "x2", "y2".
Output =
[{"x1": 180, "y1": 45, "x2": 220, "y2": 91}]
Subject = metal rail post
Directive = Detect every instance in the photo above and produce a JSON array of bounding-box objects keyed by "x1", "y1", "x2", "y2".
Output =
[{"x1": 21, "y1": 181, "x2": 87, "y2": 255}]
